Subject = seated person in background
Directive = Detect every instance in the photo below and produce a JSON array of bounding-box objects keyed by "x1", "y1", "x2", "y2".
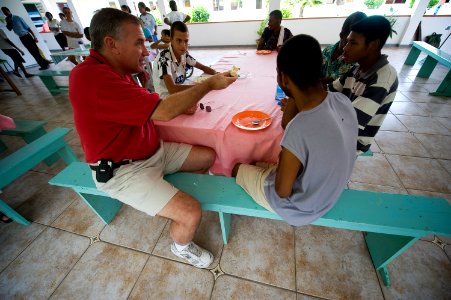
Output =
[
  {"x1": 257, "y1": 10, "x2": 293, "y2": 51},
  {"x1": 329, "y1": 15, "x2": 398, "y2": 155},
  {"x1": 164, "y1": 1, "x2": 191, "y2": 25},
  {"x1": 233, "y1": 34, "x2": 358, "y2": 227},
  {"x1": 321, "y1": 11, "x2": 366, "y2": 85},
  {"x1": 151, "y1": 29, "x2": 170, "y2": 50},
  {"x1": 153, "y1": 21, "x2": 221, "y2": 113},
  {"x1": 70, "y1": 8, "x2": 236, "y2": 269}
]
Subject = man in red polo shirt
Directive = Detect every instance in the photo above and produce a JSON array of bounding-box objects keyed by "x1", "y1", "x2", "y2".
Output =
[{"x1": 69, "y1": 8, "x2": 236, "y2": 269}]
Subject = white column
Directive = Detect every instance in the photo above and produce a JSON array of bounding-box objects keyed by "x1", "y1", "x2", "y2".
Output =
[
  {"x1": 399, "y1": 0, "x2": 429, "y2": 45},
  {"x1": 157, "y1": 0, "x2": 167, "y2": 20},
  {"x1": 268, "y1": 0, "x2": 280, "y2": 12}
]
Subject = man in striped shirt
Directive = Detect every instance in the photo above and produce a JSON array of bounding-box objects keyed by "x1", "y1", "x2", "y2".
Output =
[{"x1": 329, "y1": 15, "x2": 398, "y2": 154}]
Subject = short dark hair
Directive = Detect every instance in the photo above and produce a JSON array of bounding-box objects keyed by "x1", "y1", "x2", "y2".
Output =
[
  {"x1": 137, "y1": 2, "x2": 146, "y2": 8},
  {"x1": 45, "y1": 12, "x2": 53, "y2": 19},
  {"x1": 161, "y1": 29, "x2": 170, "y2": 36},
  {"x1": 90, "y1": 8, "x2": 141, "y2": 51},
  {"x1": 277, "y1": 34, "x2": 322, "y2": 89},
  {"x1": 1, "y1": 7, "x2": 10, "y2": 14},
  {"x1": 170, "y1": 21, "x2": 188, "y2": 36},
  {"x1": 169, "y1": 1, "x2": 177, "y2": 10},
  {"x1": 59, "y1": 13, "x2": 65, "y2": 18},
  {"x1": 269, "y1": 10, "x2": 282, "y2": 20},
  {"x1": 350, "y1": 15, "x2": 391, "y2": 50},
  {"x1": 121, "y1": 5, "x2": 131, "y2": 13},
  {"x1": 341, "y1": 11, "x2": 366, "y2": 36}
]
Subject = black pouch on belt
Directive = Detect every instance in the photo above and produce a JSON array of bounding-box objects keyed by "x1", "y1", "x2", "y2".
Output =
[{"x1": 96, "y1": 159, "x2": 114, "y2": 183}]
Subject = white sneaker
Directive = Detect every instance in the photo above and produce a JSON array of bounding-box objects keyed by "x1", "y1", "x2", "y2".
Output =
[{"x1": 170, "y1": 241, "x2": 214, "y2": 268}]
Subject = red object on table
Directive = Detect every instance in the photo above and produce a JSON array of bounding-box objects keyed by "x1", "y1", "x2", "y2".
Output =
[{"x1": 155, "y1": 51, "x2": 283, "y2": 176}]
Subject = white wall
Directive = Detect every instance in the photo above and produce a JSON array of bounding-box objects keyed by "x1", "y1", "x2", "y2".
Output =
[
  {"x1": 421, "y1": 16, "x2": 451, "y2": 53},
  {"x1": 184, "y1": 16, "x2": 414, "y2": 47},
  {"x1": 0, "y1": 0, "x2": 52, "y2": 67},
  {"x1": 70, "y1": 0, "x2": 120, "y2": 28}
]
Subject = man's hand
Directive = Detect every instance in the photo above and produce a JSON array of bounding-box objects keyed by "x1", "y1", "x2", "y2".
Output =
[
  {"x1": 184, "y1": 104, "x2": 197, "y2": 115},
  {"x1": 205, "y1": 73, "x2": 237, "y2": 90},
  {"x1": 280, "y1": 97, "x2": 289, "y2": 111}
]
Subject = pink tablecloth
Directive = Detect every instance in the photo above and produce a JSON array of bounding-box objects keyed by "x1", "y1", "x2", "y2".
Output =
[{"x1": 154, "y1": 51, "x2": 283, "y2": 176}]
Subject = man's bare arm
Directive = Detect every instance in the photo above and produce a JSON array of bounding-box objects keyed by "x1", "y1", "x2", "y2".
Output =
[
  {"x1": 274, "y1": 147, "x2": 302, "y2": 198},
  {"x1": 163, "y1": 74, "x2": 195, "y2": 94},
  {"x1": 195, "y1": 62, "x2": 216, "y2": 75},
  {"x1": 152, "y1": 73, "x2": 237, "y2": 121}
]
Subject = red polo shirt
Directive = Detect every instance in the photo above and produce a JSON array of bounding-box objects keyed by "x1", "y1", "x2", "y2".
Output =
[{"x1": 69, "y1": 49, "x2": 161, "y2": 163}]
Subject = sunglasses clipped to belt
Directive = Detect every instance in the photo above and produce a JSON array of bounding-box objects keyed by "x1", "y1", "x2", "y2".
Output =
[{"x1": 90, "y1": 159, "x2": 133, "y2": 183}]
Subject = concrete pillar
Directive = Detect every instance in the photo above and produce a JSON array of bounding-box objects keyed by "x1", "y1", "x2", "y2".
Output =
[{"x1": 399, "y1": 0, "x2": 429, "y2": 45}]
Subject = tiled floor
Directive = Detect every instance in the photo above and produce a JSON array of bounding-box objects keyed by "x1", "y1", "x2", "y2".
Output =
[{"x1": 0, "y1": 46, "x2": 450, "y2": 299}]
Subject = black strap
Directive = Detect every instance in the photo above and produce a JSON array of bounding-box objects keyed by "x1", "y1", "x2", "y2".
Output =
[{"x1": 90, "y1": 160, "x2": 132, "y2": 171}]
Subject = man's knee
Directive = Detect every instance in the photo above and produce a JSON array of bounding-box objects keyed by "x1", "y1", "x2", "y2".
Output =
[{"x1": 159, "y1": 191, "x2": 202, "y2": 226}]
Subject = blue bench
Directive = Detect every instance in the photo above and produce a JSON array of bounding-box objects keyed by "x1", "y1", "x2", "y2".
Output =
[
  {"x1": 404, "y1": 41, "x2": 451, "y2": 97},
  {"x1": 37, "y1": 70, "x2": 70, "y2": 96},
  {"x1": 49, "y1": 162, "x2": 451, "y2": 287},
  {"x1": 0, "y1": 128, "x2": 78, "y2": 225},
  {"x1": 0, "y1": 119, "x2": 60, "y2": 165}
]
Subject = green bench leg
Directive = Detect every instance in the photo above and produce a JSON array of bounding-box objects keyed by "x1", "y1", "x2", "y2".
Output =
[
  {"x1": 417, "y1": 56, "x2": 438, "y2": 78},
  {"x1": 364, "y1": 232, "x2": 419, "y2": 287},
  {"x1": 360, "y1": 149, "x2": 373, "y2": 157},
  {"x1": 430, "y1": 69, "x2": 451, "y2": 97},
  {"x1": 77, "y1": 192, "x2": 123, "y2": 224},
  {"x1": 39, "y1": 76, "x2": 61, "y2": 96},
  {"x1": 404, "y1": 47, "x2": 421, "y2": 65},
  {"x1": 0, "y1": 139, "x2": 7, "y2": 152},
  {"x1": 22, "y1": 127, "x2": 59, "y2": 166},
  {"x1": 0, "y1": 198, "x2": 31, "y2": 225},
  {"x1": 219, "y1": 212, "x2": 232, "y2": 244},
  {"x1": 57, "y1": 145, "x2": 79, "y2": 164}
]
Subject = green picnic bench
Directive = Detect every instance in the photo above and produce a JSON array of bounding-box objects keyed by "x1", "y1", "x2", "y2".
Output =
[
  {"x1": 0, "y1": 128, "x2": 78, "y2": 225},
  {"x1": 0, "y1": 119, "x2": 59, "y2": 165},
  {"x1": 37, "y1": 70, "x2": 70, "y2": 96},
  {"x1": 49, "y1": 162, "x2": 451, "y2": 287},
  {"x1": 404, "y1": 41, "x2": 451, "y2": 97}
]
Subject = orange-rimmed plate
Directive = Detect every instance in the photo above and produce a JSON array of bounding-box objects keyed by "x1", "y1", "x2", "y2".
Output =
[
  {"x1": 232, "y1": 111, "x2": 272, "y2": 131},
  {"x1": 256, "y1": 50, "x2": 272, "y2": 55}
]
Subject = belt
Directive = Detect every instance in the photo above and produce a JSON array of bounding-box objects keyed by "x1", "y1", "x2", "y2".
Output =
[{"x1": 89, "y1": 160, "x2": 133, "y2": 171}]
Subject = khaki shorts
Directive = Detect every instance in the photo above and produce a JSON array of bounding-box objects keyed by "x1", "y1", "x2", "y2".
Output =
[
  {"x1": 236, "y1": 164, "x2": 276, "y2": 212},
  {"x1": 93, "y1": 142, "x2": 192, "y2": 216}
]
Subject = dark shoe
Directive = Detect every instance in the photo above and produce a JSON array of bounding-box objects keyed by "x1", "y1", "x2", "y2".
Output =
[
  {"x1": 0, "y1": 213, "x2": 13, "y2": 224},
  {"x1": 25, "y1": 74, "x2": 35, "y2": 78},
  {"x1": 12, "y1": 71, "x2": 22, "y2": 78}
]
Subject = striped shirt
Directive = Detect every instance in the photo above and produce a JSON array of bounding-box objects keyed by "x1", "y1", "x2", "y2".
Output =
[{"x1": 329, "y1": 55, "x2": 398, "y2": 154}]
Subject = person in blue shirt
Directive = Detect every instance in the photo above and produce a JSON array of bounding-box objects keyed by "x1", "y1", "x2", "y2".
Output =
[{"x1": 1, "y1": 6, "x2": 49, "y2": 70}]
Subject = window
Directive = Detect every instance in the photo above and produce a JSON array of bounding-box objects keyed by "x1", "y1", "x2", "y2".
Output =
[
  {"x1": 231, "y1": 0, "x2": 243, "y2": 10},
  {"x1": 213, "y1": 0, "x2": 224, "y2": 11},
  {"x1": 185, "y1": 0, "x2": 191, "y2": 7},
  {"x1": 256, "y1": 0, "x2": 263, "y2": 9}
]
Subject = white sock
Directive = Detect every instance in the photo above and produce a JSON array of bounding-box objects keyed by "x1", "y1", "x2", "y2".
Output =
[{"x1": 174, "y1": 241, "x2": 190, "y2": 251}]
